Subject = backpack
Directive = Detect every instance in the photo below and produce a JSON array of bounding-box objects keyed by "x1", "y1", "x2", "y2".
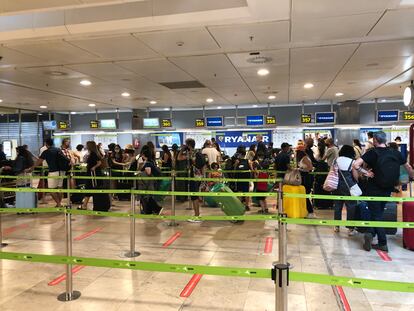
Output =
[
  {"x1": 373, "y1": 148, "x2": 401, "y2": 189},
  {"x1": 235, "y1": 159, "x2": 251, "y2": 179},
  {"x1": 57, "y1": 151, "x2": 71, "y2": 172},
  {"x1": 337, "y1": 160, "x2": 356, "y2": 195},
  {"x1": 195, "y1": 151, "x2": 207, "y2": 170}
]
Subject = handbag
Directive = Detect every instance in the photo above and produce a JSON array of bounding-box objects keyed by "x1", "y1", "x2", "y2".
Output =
[
  {"x1": 339, "y1": 160, "x2": 362, "y2": 197},
  {"x1": 323, "y1": 162, "x2": 339, "y2": 192},
  {"x1": 283, "y1": 169, "x2": 302, "y2": 186}
]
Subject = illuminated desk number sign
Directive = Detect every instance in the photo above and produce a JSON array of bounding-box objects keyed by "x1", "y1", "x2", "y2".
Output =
[
  {"x1": 403, "y1": 111, "x2": 414, "y2": 121},
  {"x1": 90, "y1": 120, "x2": 99, "y2": 129},
  {"x1": 265, "y1": 116, "x2": 276, "y2": 125},
  {"x1": 301, "y1": 114, "x2": 312, "y2": 124},
  {"x1": 161, "y1": 119, "x2": 172, "y2": 127},
  {"x1": 195, "y1": 118, "x2": 205, "y2": 128},
  {"x1": 58, "y1": 121, "x2": 69, "y2": 130}
]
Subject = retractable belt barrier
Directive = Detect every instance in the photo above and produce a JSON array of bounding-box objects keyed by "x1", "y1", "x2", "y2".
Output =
[{"x1": 0, "y1": 251, "x2": 413, "y2": 293}]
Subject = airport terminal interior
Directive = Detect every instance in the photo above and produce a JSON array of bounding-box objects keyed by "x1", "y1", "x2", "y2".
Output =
[{"x1": 1, "y1": 0, "x2": 414, "y2": 310}]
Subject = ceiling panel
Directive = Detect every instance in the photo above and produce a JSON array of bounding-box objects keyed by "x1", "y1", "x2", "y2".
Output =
[
  {"x1": 117, "y1": 59, "x2": 194, "y2": 83},
  {"x1": 369, "y1": 8, "x2": 414, "y2": 38},
  {"x1": 16, "y1": 66, "x2": 88, "y2": 80},
  {"x1": 6, "y1": 40, "x2": 99, "y2": 64},
  {"x1": 67, "y1": 35, "x2": 159, "y2": 60},
  {"x1": 0, "y1": 46, "x2": 43, "y2": 68},
  {"x1": 292, "y1": 13, "x2": 381, "y2": 43},
  {"x1": 66, "y1": 62, "x2": 134, "y2": 78},
  {"x1": 135, "y1": 28, "x2": 220, "y2": 57},
  {"x1": 292, "y1": 0, "x2": 391, "y2": 19},
  {"x1": 208, "y1": 21, "x2": 289, "y2": 51}
]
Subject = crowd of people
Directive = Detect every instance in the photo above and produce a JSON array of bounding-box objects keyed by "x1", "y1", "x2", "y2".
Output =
[{"x1": 0, "y1": 130, "x2": 410, "y2": 253}]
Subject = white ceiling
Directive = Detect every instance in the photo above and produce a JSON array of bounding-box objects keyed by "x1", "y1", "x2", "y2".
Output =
[{"x1": 0, "y1": 0, "x2": 413, "y2": 112}]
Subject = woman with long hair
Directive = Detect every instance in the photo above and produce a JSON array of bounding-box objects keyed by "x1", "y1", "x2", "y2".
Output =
[
  {"x1": 81, "y1": 141, "x2": 103, "y2": 209},
  {"x1": 297, "y1": 148, "x2": 316, "y2": 218},
  {"x1": 161, "y1": 145, "x2": 172, "y2": 169},
  {"x1": 353, "y1": 139, "x2": 363, "y2": 159},
  {"x1": 13, "y1": 146, "x2": 34, "y2": 187}
]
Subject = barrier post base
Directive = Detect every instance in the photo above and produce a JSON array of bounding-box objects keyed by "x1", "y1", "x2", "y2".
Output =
[
  {"x1": 167, "y1": 221, "x2": 179, "y2": 227},
  {"x1": 124, "y1": 251, "x2": 140, "y2": 258},
  {"x1": 57, "y1": 290, "x2": 81, "y2": 302},
  {"x1": 0, "y1": 243, "x2": 8, "y2": 248}
]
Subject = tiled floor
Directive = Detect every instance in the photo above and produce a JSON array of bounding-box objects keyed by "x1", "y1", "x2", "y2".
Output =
[{"x1": 0, "y1": 194, "x2": 413, "y2": 311}]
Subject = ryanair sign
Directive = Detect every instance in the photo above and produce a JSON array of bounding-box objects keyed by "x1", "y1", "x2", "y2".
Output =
[{"x1": 215, "y1": 130, "x2": 272, "y2": 148}]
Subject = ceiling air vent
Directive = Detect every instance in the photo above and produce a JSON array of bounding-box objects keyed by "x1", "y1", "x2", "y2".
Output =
[
  {"x1": 246, "y1": 56, "x2": 273, "y2": 64},
  {"x1": 160, "y1": 81, "x2": 205, "y2": 89}
]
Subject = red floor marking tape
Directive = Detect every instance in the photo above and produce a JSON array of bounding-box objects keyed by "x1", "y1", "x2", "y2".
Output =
[
  {"x1": 48, "y1": 265, "x2": 85, "y2": 286},
  {"x1": 3, "y1": 223, "x2": 29, "y2": 235},
  {"x1": 336, "y1": 286, "x2": 351, "y2": 311},
  {"x1": 180, "y1": 274, "x2": 203, "y2": 298},
  {"x1": 264, "y1": 237, "x2": 273, "y2": 254},
  {"x1": 376, "y1": 250, "x2": 392, "y2": 262},
  {"x1": 163, "y1": 232, "x2": 182, "y2": 247},
  {"x1": 73, "y1": 227, "x2": 103, "y2": 241}
]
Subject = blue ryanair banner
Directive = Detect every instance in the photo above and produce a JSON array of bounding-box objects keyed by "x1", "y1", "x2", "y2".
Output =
[{"x1": 215, "y1": 130, "x2": 272, "y2": 148}]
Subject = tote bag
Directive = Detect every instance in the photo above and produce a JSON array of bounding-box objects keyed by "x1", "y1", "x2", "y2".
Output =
[
  {"x1": 283, "y1": 169, "x2": 302, "y2": 186},
  {"x1": 323, "y1": 162, "x2": 339, "y2": 192},
  {"x1": 338, "y1": 160, "x2": 362, "y2": 197}
]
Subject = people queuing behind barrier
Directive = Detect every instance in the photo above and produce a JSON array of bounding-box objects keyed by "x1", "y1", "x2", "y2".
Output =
[{"x1": 353, "y1": 131, "x2": 414, "y2": 253}]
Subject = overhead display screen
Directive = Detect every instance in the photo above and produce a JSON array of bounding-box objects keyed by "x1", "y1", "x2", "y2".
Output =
[
  {"x1": 154, "y1": 132, "x2": 183, "y2": 148},
  {"x1": 301, "y1": 114, "x2": 312, "y2": 124},
  {"x1": 265, "y1": 116, "x2": 276, "y2": 125},
  {"x1": 315, "y1": 112, "x2": 335, "y2": 124},
  {"x1": 377, "y1": 110, "x2": 399, "y2": 122},
  {"x1": 100, "y1": 119, "x2": 117, "y2": 129},
  {"x1": 143, "y1": 118, "x2": 160, "y2": 129},
  {"x1": 43, "y1": 120, "x2": 57, "y2": 130},
  {"x1": 58, "y1": 121, "x2": 70, "y2": 130},
  {"x1": 161, "y1": 119, "x2": 172, "y2": 127},
  {"x1": 206, "y1": 116, "x2": 223, "y2": 127},
  {"x1": 246, "y1": 115, "x2": 264, "y2": 126},
  {"x1": 195, "y1": 118, "x2": 205, "y2": 127},
  {"x1": 90, "y1": 120, "x2": 99, "y2": 129},
  {"x1": 402, "y1": 111, "x2": 414, "y2": 121}
]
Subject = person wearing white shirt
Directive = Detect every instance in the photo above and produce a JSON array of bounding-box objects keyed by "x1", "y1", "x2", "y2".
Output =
[{"x1": 202, "y1": 140, "x2": 221, "y2": 167}]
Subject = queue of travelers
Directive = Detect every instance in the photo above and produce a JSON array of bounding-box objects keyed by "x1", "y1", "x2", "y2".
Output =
[{"x1": 0, "y1": 131, "x2": 411, "y2": 253}]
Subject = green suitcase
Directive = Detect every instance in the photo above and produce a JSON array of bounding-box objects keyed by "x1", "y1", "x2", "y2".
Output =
[
  {"x1": 154, "y1": 179, "x2": 172, "y2": 202},
  {"x1": 210, "y1": 183, "x2": 245, "y2": 216}
]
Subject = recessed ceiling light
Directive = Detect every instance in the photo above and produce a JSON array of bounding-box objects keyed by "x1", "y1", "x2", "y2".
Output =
[
  {"x1": 335, "y1": 92, "x2": 344, "y2": 97},
  {"x1": 40, "y1": 105, "x2": 47, "y2": 109},
  {"x1": 80, "y1": 79, "x2": 92, "y2": 86},
  {"x1": 70, "y1": 112, "x2": 77, "y2": 115},
  {"x1": 304, "y1": 83, "x2": 314, "y2": 89},
  {"x1": 314, "y1": 102, "x2": 318, "y2": 105},
  {"x1": 150, "y1": 100, "x2": 157, "y2": 105},
  {"x1": 257, "y1": 68, "x2": 269, "y2": 76},
  {"x1": 268, "y1": 95, "x2": 276, "y2": 100},
  {"x1": 217, "y1": 106, "x2": 222, "y2": 109},
  {"x1": 88, "y1": 103, "x2": 96, "y2": 107},
  {"x1": 0, "y1": 99, "x2": 3, "y2": 103},
  {"x1": 164, "y1": 107, "x2": 170, "y2": 111},
  {"x1": 253, "y1": 104, "x2": 258, "y2": 108},
  {"x1": 380, "y1": 99, "x2": 387, "y2": 102},
  {"x1": 121, "y1": 92, "x2": 130, "y2": 97},
  {"x1": 206, "y1": 98, "x2": 214, "y2": 103}
]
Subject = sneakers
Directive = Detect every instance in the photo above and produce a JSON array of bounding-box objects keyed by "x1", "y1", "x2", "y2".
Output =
[
  {"x1": 187, "y1": 219, "x2": 202, "y2": 223},
  {"x1": 333, "y1": 226, "x2": 340, "y2": 233},
  {"x1": 245, "y1": 205, "x2": 251, "y2": 211},
  {"x1": 372, "y1": 244, "x2": 389, "y2": 252},
  {"x1": 306, "y1": 213, "x2": 317, "y2": 219},
  {"x1": 363, "y1": 233, "x2": 373, "y2": 251}
]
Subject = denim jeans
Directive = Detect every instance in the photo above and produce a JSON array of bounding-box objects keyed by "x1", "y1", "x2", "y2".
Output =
[
  {"x1": 333, "y1": 200, "x2": 357, "y2": 221},
  {"x1": 367, "y1": 198, "x2": 390, "y2": 246}
]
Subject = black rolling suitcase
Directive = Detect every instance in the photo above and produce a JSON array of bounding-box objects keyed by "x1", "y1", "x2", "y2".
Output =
[
  {"x1": 117, "y1": 181, "x2": 132, "y2": 201},
  {"x1": 91, "y1": 172, "x2": 111, "y2": 212},
  {"x1": 313, "y1": 161, "x2": 333, "y2": 209},
  {"x1": 383, "y1": 202, "x2": 397, "y2": 235}
]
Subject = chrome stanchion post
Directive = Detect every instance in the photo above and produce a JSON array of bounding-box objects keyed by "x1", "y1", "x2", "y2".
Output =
[
  {"x1": 273, "y1": 182, "x2": 289, "y2": 311},
  {"x1": 0, "y1": 214, "x2": 8, "y2": 248},
  {"x1": 58, "y1": 175, "x2": 81, "y2": 301},
  {"x1": 169, "y1": 171, "x2": 178, "y2": 227},
  {"x1": 124, "y1": 183, "x2": 140, "y2": 258}
]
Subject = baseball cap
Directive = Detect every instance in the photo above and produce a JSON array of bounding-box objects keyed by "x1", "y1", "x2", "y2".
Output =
[{"x1": 281, "y1": 142, "x2": 292, "y2": 149}]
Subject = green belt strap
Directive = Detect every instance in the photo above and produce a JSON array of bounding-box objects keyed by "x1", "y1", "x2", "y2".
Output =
[
  {"x1": 0, "y1": 208, "x2": 64, "y2": 214},
  {"x1": 175, "y1": 177, "x2": 281, "y2": 183},
  {"x1": 0, "y1": 175, "x2": 67, "y2": 180},
  {"x1": 280, "y1": 217, "x2": 414, "y2": 228},
  {"x1": 0, "y1": 251, "x2": 413, "y2": 292},
  {"x1": 283, "y1": 193, "x2": 411, "y2": 202}
]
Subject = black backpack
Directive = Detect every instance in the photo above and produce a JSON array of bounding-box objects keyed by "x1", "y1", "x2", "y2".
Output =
[
  {"x1": 235, "y1": 159, "x2": 251, "y2": 179},
  {"x1": 57, "y1": 150, "x2": 71, "y2": 172},
  {"x1": 195, "y1": 151, "x2": 207, "y2": 170},
  {"x1": 373, "y1": 148, "x2": 401, "y2": 189}
]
